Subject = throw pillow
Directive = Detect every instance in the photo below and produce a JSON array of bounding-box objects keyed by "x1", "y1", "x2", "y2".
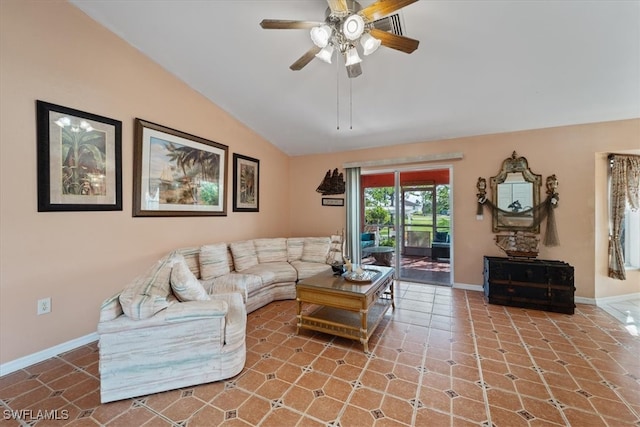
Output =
[
  {"x1": 229, "y1": 240, "x2": 259, "y2": 271},
  {"x1": 200, "y1": 243, "x2": 230, "y2": 280},
  {"x1": 119, "y1": 255, "x2": 173, "y2": 320},
  {"x1": 301, "y1": 237, "x2": 331, "y2": 263},
  {"x1": 171, "y1": 254, "x2": 210, "y2": 302}
]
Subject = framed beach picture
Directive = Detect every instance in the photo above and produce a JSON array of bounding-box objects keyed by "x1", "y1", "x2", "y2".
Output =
[
  {"x1": 232, "y1": 153, "x2": 259, "y2": 212},
  {"x1": 36, "y1": 100, "x2": 122, "y2": 212},
  {"x1": 133, "y1": 119, "x2": 228, "y2": 217}
]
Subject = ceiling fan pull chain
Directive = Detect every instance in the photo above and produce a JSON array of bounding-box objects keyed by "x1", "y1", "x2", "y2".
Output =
[
  {"x1": 336, "y1": 57, "x2": 340, "y2": 130},
  {"x1": 350, "y1": 78, "x2": 353, "y2": 130}
]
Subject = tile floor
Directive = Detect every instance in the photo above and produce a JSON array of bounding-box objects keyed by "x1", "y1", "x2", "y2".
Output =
[
  {"x1": 1, "y1": 282, "x2": 639, "y2": 426},
  {"x1": 599, "y1": 297, "x2": 640, "y2": 338}
]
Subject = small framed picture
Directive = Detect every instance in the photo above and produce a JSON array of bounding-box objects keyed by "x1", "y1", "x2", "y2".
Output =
[
  {"x1": 322, "y1": 197, "x2": 344, "y2": 207},
  {"x1": 233, "y1": 153, "x2": 259, "y2": 212},
  {"x1": 36, "y1": 100, "x2": 122, "y2": 212},
  {"x1": 133, "y1": 119, "x2": 228, "y2": 216}
]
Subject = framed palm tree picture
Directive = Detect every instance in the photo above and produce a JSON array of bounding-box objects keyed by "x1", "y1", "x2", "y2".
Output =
[
  {"x1": 133, "y1": 119, "x2": 228, "y2": 217},
  {"x1": 36, "y1": 100, "x2": 122, "y2": 212},
  {"x1": 232, "y1": 153, "x2": 259, "y2": 212}
]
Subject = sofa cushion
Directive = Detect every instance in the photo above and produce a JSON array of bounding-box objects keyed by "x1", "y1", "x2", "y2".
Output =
[
  {"x1": 174, "y1": 246, "x2": 201, "y2": 278},
  {"x1": 241, "y1": 262, "x2": 297, "y2": 286},
  {"x1": 290, "y1": 260, "x2": 332, "y2": 280},
  {"x1": 200, "y1": 243, "x2": 231, "y2": 280},
  {"x1": 206, "y1": 273, "x2": 257, "y2": 302},
  {"x1": 229, "y1": 240, "x2": 259, "y2": 271},
  {"x1": 286, "y1": 238, "x2": 305, "y2": 262},
  {"x1": 361, "y1": 232, "x2": 374, "y2": 241},
  {"x1": 119, "y1": 255, "x2": 173, "y2": 320},
  {"x1": 171, "y1": 254, "x2": 210, "y2": 302},
  {"x1": 254, "y1": 238, "x2": 288, "y2": 263},
  {"x1": 301, "y1": 237, "x2": 330, "y2": 263}
]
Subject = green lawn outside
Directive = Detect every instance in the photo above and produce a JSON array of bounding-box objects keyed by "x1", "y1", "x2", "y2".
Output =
[{"x1": 368, "y1": 213, "x2": 450, "y2": 243}]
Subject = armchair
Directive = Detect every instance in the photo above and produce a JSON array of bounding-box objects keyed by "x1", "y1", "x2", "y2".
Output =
[{"x1": 432, "y1": 231, "x2": 450, "y2": 260}]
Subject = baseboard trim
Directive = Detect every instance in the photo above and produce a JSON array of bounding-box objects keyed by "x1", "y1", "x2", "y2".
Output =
[
  {"x1": 575, "y1": 296, "x2": 596, "y2": 305},
  {"x1": 0, "y1": 332, "x2": 98, "y2": 377},
  {"x1": 596, "y1": 292, "x2": 640, "y2": 306},
  {"x1": 453, "y1": 283, "x2": 483, "y2": 292}
]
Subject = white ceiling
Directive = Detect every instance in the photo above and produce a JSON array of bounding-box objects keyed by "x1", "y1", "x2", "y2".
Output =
[{"x1": 69, "y1": 0, "x2": 640, "y2": 156}]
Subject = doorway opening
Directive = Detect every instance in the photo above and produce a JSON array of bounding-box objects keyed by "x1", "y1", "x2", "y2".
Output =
[{"x1": 361, "y1": 168, "x2": 452, "y2": 285}]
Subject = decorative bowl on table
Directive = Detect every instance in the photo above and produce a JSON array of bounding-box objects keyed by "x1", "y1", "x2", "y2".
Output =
[
  {"x1": 331, "y1": 263, "x2": 345, "y2": 275},
  {"x1": 343, "y1": 269, "x2": 380, "y2": 283}
]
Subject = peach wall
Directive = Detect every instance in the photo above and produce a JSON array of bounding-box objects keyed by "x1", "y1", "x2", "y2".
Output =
[
  {"x1": 0, "y1": 1, "x2": 291, "y2": 364},
  {"x1": 290, "y1": 120, "x2": 640, "y2": 298}
]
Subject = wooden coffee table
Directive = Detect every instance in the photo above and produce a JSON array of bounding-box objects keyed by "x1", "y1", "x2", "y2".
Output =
[{"x1": 296, "y1": 265, "x2": 394, "y2": 352}]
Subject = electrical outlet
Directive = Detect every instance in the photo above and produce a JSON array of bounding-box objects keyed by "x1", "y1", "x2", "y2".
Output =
[{"x1": 37, "y1": 297, "x2": 51, "y2": 315}]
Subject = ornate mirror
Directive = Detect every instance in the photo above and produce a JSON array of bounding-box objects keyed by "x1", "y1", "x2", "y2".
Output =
[{"x1": 490, "y1": 152, "x2": 542, "y2": 233}]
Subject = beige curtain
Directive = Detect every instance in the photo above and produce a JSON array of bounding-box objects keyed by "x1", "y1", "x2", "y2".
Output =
[{"x1": 608, "y1": 154, "x2": 640, "y2": 280}]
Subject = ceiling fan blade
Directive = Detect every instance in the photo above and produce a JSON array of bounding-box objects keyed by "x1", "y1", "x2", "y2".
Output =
[
  {"x1": 346, "y1": 63, "x2": 362, "y2": 79},
  {"x1": 290, "y1": 46, "x2": 322, "y2": 71},
  {"x1": 369, "y1": 28, "x2": 419, "y2": 53},
  {"x1": 260, "y1": 19, "x2": 324, "y2": 30},
  {"x1": 359, "y1": 0, "x2": 418, "y2": 22},
  {"x1": 326, "y1": 0, "x2": 349, "y2": 14}
]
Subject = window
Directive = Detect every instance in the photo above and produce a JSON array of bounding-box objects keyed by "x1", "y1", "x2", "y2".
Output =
[
  {"x1": 608, "y1": 153, "x2": 640, "y2": 278},
  {"x1": 622, "y1": 203, "x2": 640, "y2": 268}
]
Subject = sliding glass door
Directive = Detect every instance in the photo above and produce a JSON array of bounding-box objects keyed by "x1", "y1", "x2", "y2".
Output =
[{"x1": 361, "y1": 167, "x2": 452, "y2": 285}]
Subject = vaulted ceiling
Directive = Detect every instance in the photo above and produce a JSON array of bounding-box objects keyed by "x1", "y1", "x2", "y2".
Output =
[{"x1": 70, "y1": 0, "x2": 640, "y2": 156}]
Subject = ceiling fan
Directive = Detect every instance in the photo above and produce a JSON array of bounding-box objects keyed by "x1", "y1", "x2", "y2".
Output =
[{"x1": 260, "y1": 0, "x2": 419, "y2": 78}]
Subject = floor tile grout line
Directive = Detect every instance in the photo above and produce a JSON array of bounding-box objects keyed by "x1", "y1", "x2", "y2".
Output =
[
  {"x1": 550, "y1": 309, "x2": 640, "y2": 423},
  {"x1": 480, "y1": 305, "x2": 530, "y2": 423},
  {"x1": 331, "y1": 282, "x2": 400, "y2": 426},
  {"x1": 5, "y1": 355, "x2": 95, "y2": 425},
  {"x1": 1, "y1": 397, "x2": 31, "y2": 427},
  {"x1": 412, "y1": 283, "x2": 441, "y2": 427},
  {"x1": 464, "y1": 290, "x2": 493, "y2": 427},
  {"x1": 255, "y1": 314, "x2": 331, "y2": 426},
  {"x1": 254, "y1": 316, "x2": 346, "y2": 426},
  {"x1": 500, "y1": 307, "x2": 573, "y2": 427},
  {"x1": 128, "y1": 398, "x2": 183, "y2": 427},
  {"x1": 330, "y1": 280, "x2": 426, "y2": 426}
]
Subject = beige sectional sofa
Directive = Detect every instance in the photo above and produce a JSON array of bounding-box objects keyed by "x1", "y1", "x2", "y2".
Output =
[{"x1": 98, "y1": 235, "x2": 343, "y2": 403}]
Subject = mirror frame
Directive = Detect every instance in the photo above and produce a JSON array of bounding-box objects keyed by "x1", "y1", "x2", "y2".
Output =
[{"x1": 490, "y1": 151, "x2": 542, "y2": 233}]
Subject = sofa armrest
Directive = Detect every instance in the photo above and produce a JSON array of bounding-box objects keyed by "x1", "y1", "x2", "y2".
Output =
[
  {"x1": 164, "y1": 300, "x2": 228, "y2": 322},
  {"x1": 98, "y1": 300, "x2": 228, "y2": 335}
]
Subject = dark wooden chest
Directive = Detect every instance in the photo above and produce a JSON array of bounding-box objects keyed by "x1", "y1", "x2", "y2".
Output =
[{"x1": 483, "y1": 256, "x2": 575, "y2": 314}]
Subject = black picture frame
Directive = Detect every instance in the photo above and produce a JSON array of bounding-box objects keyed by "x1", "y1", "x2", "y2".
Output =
[
  {"x1": 133, "y1": 119, "x2": 228, "y2": 217},
  {"x1": 233, "y1": 153, "x2": 260, "y2": 212},
  {"x1": 322, "y1": 197, "x2": 344, "y2": 206},
  {"x1": 36, "y1": 100, "x2": 122, "y2": 212}
]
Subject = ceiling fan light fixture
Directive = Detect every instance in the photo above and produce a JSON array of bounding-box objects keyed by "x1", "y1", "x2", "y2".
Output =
[
  {"x1": 315, "y1": 45, "x2": 334, "y2": 63},
  {"x1": 360, "y1": 32, "x2": 381, "y2": 56},
  {"x1": 344, "y1": 47, "x2": 362, "y2": 66},
  {"x1": 342, "y1": 14, "x2": 365, "y2": 41},
  {"x1": 310, "y1": 24, "x2": 332, "y2": 48}
]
